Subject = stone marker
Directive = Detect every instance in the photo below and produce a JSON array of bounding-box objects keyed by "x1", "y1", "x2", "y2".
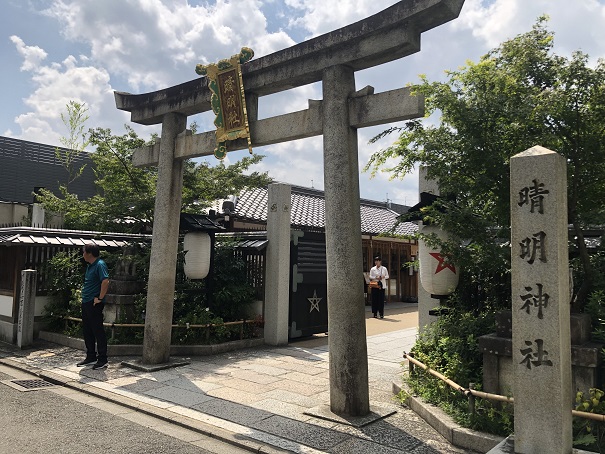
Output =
[
  {"x1": 17, "y1": 269, "x2": 37, "y2": 348},
  {"x1": 510, "y1": 146, "x2": 572, "y2": 453},
  {"x1": 264, "y1": 183, "x2": 291, "y2": 346}
]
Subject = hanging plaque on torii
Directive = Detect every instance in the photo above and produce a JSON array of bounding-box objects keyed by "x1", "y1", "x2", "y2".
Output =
[{"x1": 195, "y1": 47, "x2": 254, "y2": 159}]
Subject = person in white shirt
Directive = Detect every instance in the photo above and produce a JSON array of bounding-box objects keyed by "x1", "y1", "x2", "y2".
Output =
[{"x1": 369, "y1": 256, "x2": 389, "y2": 318}]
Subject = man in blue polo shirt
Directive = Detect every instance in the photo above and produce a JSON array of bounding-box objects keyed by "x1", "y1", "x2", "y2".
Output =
[{"x1": 77, "y1": 243, "x2": 110, "y2": 370}]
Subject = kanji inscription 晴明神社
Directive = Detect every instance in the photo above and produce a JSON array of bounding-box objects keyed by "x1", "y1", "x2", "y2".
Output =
[
  {"x1": 520, "y1": 283, "x2": 549, "y2": 319},
  {"x1": 520, "y1": 338, "x2": 553, "y2": 370},
  {"x1": 519, "y1": 230, "x2": 547, "y2": 264},
  {"x1": 517, "y1": 179, "x2": 552, "y2": 368}
]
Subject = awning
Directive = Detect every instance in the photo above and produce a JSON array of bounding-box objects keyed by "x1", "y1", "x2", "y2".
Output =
[
  {"x1": 0, "y1": 227, "x2": 150, "y2": 248},
  {"x1": 180, "y1": 213, "x2": 224, "y2": 232},
  {"x1": 216, "y1": 232, "x2": 268, "y2": 251}
]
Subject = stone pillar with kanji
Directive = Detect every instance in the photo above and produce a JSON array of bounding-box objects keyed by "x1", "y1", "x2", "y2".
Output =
[{"x1": 510, "y1": 146, "x2": 572, "y2": 453}]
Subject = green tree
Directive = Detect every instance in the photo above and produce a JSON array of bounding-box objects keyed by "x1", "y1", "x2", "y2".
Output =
[
  {"x1": 55, "y1": 100, "x2": 90, "y2": 191},
  {"x1": 38, "y1": 125, "x2": 154, "y2": 231},
  {"x1": 86, "y1": 126, "x2": 158, "y2": 232},
  {"x1": 366, "y1": 17, "x2": 605, "y2": 312},
  {"x1": 38, "y1": 105, "x2": 272, "y2": 233}
]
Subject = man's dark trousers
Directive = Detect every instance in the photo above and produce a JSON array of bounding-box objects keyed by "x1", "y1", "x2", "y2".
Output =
[
  {"x1": 371, "y1": 288, "x2": 385, "y2": 317},
  {"x1": 82, "y1": 301, "x2": 107, "y2": 362}
]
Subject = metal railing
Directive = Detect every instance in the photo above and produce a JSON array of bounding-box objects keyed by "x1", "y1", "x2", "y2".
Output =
[{"x1": 403, "y1": 351, "x2": 605, "y2": 423}]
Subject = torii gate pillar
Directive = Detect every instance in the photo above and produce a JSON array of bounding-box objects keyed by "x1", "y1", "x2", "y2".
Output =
[
  {"x1": 323, "y1": 65, "x2": 369, "y2": 415},
  {"x1": 143, "y1": 112, "x2": 187, "y2": 364}
]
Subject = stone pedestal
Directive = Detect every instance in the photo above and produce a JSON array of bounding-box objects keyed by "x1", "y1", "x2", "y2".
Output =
[
  {"x1": 104, "y1": 284, "x2": 142, "y2": 323},
  {"x1": 479, "y1": 311, "x2": 603, "y2": 401},
  {"x1": 104, "y1": 249, "x2": 145, "y2": 323}
]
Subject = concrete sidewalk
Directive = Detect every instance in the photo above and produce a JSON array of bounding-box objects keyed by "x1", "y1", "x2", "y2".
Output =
[{"x1": 0, "y1": 304, "x2": 474, "y2": 453}]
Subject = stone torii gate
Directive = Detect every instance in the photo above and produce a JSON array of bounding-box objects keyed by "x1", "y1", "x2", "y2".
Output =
[{"x1": 115, "y1": 0, "x2": 464, "y2": 417}]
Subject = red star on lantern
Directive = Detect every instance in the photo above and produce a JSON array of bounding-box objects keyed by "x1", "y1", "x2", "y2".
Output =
[{"x1": 429, "y1": 252, "x2": 457, "y2": 274}]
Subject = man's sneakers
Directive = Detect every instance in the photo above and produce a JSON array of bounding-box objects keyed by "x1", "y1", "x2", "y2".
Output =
[
  {"x1": 76, "y1": 357, "x2": 97, "y2": 367},
  {"x1": 92, "y1": 360, "x2": 108, "y2": 370},
  {"x1": 76, "y1": 357, "x2": 108, "y2": 369}
]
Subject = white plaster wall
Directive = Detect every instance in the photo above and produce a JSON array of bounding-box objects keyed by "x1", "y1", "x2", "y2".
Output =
[
  {"x1": 0, "y1": 294, "x2": 13, "y2": 317},
  {"x1": 0, "y1": 295, "x2": 51, "y2": 318},
  {"x1": 0, "y1": 202, "x2": 28, "y2": 224},
  {"x1": 35, "y1": 296, "x2": 50, "y2": 317}
]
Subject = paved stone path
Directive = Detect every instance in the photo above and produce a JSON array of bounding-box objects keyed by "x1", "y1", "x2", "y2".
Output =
[{"x1": 0, "y1": 304, "x2": 475, "y2": 453}]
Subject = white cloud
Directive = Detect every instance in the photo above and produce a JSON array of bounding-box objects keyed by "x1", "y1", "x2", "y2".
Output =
[
  {"x1": 456, "y1": 0, "x2": 605, "y2": 60},
  {"x1": 10, "y1": 35, "x2": 47, "y2": 71},
  {"x1": 284, "y1": 0, "x2": 393, "y2": 37},
  {"x1": 250, "y1": 30, "x2": 296, "y2": 62},
  {"x1": 41, "y1": 0, "x2": 295, "y2": 92},
  {"x1": 11, "y1": 112, "x2": 60, "y2": 146},
  {"x1": 259, "y1": 84, "x2": 321, "y2": 119},
  {"x1": 250, "y1": 136, "x2": 324, "y2": 188},
  {"x1": 11, "y1": 39, "x2": 113, "y2": 146},
  {"x1": 455, "y1": 0, "x2": 520, "y2": 47},
  {"x1": 5, "y1": 0, "x2": 605, "y2": 204}
]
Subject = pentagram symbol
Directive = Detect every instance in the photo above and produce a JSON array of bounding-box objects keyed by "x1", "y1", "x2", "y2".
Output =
[
  {"x1": 308, "y1": 290, "x2": 322, "y2": 313},
  {"x1": 429, "y1": 252, "x2": 457, "y2": 274}
]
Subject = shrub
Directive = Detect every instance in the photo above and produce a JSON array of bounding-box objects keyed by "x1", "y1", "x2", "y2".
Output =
[{"x1": 405, "y1": 307, "x2": 515, "y2": 435}]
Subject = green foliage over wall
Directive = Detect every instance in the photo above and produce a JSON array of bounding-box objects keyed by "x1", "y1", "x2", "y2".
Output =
[{"x1": 381, "y1": 17, "x2": 605, "y2": 441}]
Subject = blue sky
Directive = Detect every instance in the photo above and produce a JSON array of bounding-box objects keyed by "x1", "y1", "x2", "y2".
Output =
[{"x1": 2, "y1": 0, "x2": 605, "y2": 206}]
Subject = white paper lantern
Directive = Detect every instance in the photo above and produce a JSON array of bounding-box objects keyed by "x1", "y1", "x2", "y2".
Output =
[
  {"x1": 183, "y1": 232, "x2": 211, "y2": 279},
  {"x1": 419, "y1": 224, "x2": 459, "y2": 296}
]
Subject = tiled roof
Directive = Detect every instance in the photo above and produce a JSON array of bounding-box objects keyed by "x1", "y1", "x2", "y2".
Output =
[{"x1": 226, "y1": 186, "x2": 417, "y2": 236}]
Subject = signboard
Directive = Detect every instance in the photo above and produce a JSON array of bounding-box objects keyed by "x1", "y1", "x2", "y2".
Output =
[{"x1": 195, "y1": 47, "x2": 254, "y2": 159}]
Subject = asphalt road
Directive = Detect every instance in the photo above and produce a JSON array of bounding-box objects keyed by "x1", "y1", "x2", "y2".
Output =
[{"x1": 0, "y1": 365, "x2": 251, "y2": 454}]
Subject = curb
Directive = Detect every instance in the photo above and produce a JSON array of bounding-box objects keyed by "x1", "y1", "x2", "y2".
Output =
[
  {"x1": 0, "y1": 357, "x2": 291, "y2": 454},
  {"x1": 392, "y1": 381, "x2": 503, "y2": 454}
]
